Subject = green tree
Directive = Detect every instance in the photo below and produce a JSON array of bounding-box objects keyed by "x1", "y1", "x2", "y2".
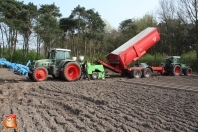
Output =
[
  {"x1": 84, "y1": 9, "x2": 105, "y2": 58},
  {"x1": 18, "y1": 2, "x2": 38, "y2": 59},
  {"x1": 59, "y1": 17, "x2": 78, "y2": 52},
  {"x1": 69, "y1": 5, "x2": 87, "y2": 56},
  {"x1": 134, "y1": 14, "x2": 158, "y2": 33},
  {"x1": 118, "y1": 19, "x2": 137, "y2": 45},
  {"x1": 134, "y1": 14, "x2": 158, "y2": 58},
  {"x1": 0, "y1": 0, "x2": 24, "y2": 61},
  {"x1": 60, "y1": 5, "x2": 105, "y2": 58},
  {"x1": 35, "y1": 3, "x2": 62, "y2": 57}
]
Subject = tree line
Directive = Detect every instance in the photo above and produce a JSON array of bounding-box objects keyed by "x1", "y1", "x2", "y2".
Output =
[{"x1": 0, "y1": 0, "x2": 197, "y2": 69}]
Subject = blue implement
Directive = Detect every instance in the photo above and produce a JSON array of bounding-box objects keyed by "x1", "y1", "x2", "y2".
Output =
[{"x1": 0, "y1": 58, "x2": 30, "y2": 76}]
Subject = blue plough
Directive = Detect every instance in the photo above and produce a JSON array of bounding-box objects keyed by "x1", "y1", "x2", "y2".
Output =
[{"x1": 0, "y1": 58, "x2": 30, "y2": 76}]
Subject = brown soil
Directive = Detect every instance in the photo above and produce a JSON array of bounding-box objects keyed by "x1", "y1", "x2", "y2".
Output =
[{"x1": 0, "y1": 68, "x2": 198, "y2": 132}]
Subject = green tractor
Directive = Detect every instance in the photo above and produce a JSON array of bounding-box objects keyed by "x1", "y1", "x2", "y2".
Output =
[
  {"x1": 28, "y1": 48, "x2": 106, "y2": 82},
  {"x1": 28, "y1": 48, "x2": 81, "y2": 82},
  {"x1": 161, "y1": 56, "x2": 192, "y2": 76}
]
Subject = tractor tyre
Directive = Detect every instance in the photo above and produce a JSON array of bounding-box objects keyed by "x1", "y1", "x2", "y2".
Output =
[
  {"x1": 62, "y1": 62, "x2": 81, "y2": 81},
  {"x1": 79, "y1": 72, "x2": 84, "y2": 80},
  {"x1": 142, "y1": 68, "x2": 152, "y2": 78},
  {"x1": 171, "y1": 65, "x2": 181, "y2": 76},
  {"x1": 28, "y1": 73, "x2": 34, "y2": 81},
  {"x1": 32, "y1": 67, "x2": 48, "y2": 82},
  {"x1": 183, "y1": 67, "x2": 192, "y2": 76},
  {"x1": 130, "y1": 69, "x2": 142, "y2": 79},
  {"x1": 91, "y1": 72, "x2": 98, "y2": 80}
]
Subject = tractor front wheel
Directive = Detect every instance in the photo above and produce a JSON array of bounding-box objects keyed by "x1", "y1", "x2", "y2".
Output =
[
  {"x1": 63, "y1": 62, "x2": 81, "y2": 81},
  {"x1": 184, "y1": 68, "x2": 192, "y2": 76},
  {"x1": 32, "y1": 67, "x2": 48, "y2": 82},
  {"x1": 171, "y1": 65, "x2": 181, "y2": 76}
]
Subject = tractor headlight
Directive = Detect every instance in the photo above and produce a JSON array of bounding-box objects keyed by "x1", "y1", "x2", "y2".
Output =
[{"x1": 79, "y1": 56, "x2": 84, "y2": 61}]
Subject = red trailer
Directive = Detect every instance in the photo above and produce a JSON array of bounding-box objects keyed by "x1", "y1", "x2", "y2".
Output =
[{"x1": 98, "y1": 27, "x2": 163, "y2": 78}]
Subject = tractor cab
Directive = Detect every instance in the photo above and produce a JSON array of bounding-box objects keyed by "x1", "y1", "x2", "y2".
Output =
[
  {"x1": 48, "y1": 48, "x2": 71, "y2": 60},
  {"x1": 47, "y1": 48, "x2": 71, "y2": 67},
  {"x1": 164, "y1": 56, "x2": 181, "y2": 68},
  {"x1": 165, "y1": 56, "x2": 181, "y2": 65}
]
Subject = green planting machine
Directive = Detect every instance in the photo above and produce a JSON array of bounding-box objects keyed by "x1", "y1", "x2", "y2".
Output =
[{"x1": 82, "y1": 62, "x2": 105, "y2": 80}]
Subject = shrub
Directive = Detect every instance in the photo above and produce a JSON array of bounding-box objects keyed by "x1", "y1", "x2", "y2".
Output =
[
  {"x1": 138, "y1": 53, "x2": 164, "y2": 66},
  {"x1": 181, "y1": 50, "x2": 197, "y2": 72},
  {"x1": 181, "y1": 50, "x2": 196, "y2": 65},
  {"x1": 1, "y1": 48, "x2": 45, "y2": 65}
]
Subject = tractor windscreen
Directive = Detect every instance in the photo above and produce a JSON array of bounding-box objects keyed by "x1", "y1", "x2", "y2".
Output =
[
  {"x1": 56, "y1": 51, "x2": 65, "y2": 59},
  {"x1": 174, "y1": 58, "x2": 181, "y2": 63},
  {"x1": 47, "y1": 50, "x2": 71, "y2": 59},
  {"x1": 56, "y1": 50, "x2": 70, "y2": 60}
]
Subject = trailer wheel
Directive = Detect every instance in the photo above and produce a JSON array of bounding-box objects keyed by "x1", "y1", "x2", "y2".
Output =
[
  {"x1": 32, "y1": 67, "x2": 48, "y2": 82},
  {"x1": 28, "y1": 73, "x2": 34, "y2": 80},
  {"x1": 63, "y1": 62, "x2": 81, "y2": 81},
  {"x1": 130, "y1": 69, "x2": 142, "y2": 79},
  {"x1": 171, "y1": 65, "x2": 181, "y2": 76},
  {"x1": 142, "y1": 68, "x2": 152, "y2": 78},
  {"x1": 92, "y1": 72, "x2": 98, "y2": 80},
  {"x1": 183, "y1": 68, "x2": 192, "y2": 76}
]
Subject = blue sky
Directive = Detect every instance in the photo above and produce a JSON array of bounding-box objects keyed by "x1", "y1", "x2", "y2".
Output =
[{"x1": 22, "y1": 0, "x2": 160, "y2": 29}]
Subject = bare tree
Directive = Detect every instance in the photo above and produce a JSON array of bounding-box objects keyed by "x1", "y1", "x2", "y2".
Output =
[
  {"x1": 177, "y1": 0, "x2": 198, "y2": 59},
  {"x1": 157, "y1": 0, "x2": 177, "y2": 55},
  {"x1": 0, "y1": 23, "x2": 5, "y2": 57}
]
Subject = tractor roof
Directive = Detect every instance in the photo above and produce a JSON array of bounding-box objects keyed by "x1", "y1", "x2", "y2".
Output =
[
  {"x1": 166, "y1": 56, "x2": 181, "y2": 59},
  {"x1": 50, "y1": 48, "x2": 71, "y2": 51}
]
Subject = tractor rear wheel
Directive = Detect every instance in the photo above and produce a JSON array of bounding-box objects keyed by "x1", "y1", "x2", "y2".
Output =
[
  {"x1": 171, "y1": 65, "x2": 181, "y2": 76},
  {"x1": 63, "y1": 62, "x2": 81, "y2": 81},
  {"x1": 184, "y1": 68, "x2": 192, "y2": 76},
  {"x1": 142, "y1": 68, "x2": 152, "y2": 78},
  {"x1": 32, "y1": 67, "x2": 48, "y2": 82},
  {"x1": 130, "y1": 69, "x2": 142, "y2": 78},
  {"x1": 28, "y1": 73, "x2": 34, "y2": 80}
]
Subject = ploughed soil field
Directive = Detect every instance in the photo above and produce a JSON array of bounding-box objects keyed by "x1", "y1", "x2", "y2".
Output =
[{"x1": 0, "y1": 68, "x2": 198, "y2": 132}]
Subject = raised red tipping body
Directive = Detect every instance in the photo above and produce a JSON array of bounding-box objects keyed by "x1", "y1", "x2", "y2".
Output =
[{"x1": 98, "y1": 27, "x2": 161, "y2": 73}]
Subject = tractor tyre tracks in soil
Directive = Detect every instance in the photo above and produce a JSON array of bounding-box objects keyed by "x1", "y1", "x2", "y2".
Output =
[
  {"x1": 118, "y1": 75, "x2": 198, "y2": 92},
  {"x1": 0, "y1": 69, "x2": 198, "y2": 132}
]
